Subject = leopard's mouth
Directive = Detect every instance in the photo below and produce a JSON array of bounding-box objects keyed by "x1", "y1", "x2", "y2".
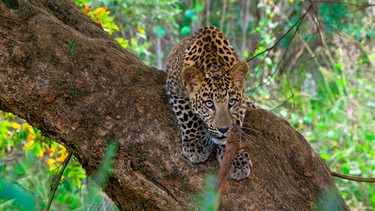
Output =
[
  {"x1": 209, "y1": 130, "x2": 228, "y2": 139},
  {"x1": 210, "y1": 131, "x2": 228, "y2": 144},
  {"x1": 208, "y1": 129, "x2": 229, "y2": 143},
  {"x1": 211, "y1": 135, "x2": 227, "y2": 145}
]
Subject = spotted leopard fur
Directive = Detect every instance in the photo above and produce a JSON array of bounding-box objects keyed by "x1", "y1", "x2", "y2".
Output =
[{"x1": 166, "y1": 26, "x2": 254, "y2": 180}]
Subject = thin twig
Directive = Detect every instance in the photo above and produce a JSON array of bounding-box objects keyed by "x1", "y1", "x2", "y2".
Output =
[
  {"x1": 331, "y1": 171, "x2": 375, "y2": 183},
  {"x1": 246, "y1": 3, "x2": 314, "y2": 63},
  {"x1": 46, "y1": 152, "x2": 73, "y2": 211},
  {"x1": 246, "y1": 3, "x2": 315, "y2": 97}
]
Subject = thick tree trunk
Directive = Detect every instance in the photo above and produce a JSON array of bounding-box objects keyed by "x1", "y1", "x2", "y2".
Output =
[{"x1": 0, "y1": 0, "x2": 349, "y2": 210}]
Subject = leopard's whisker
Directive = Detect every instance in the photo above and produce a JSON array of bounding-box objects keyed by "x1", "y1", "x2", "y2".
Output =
[{"x1": 240, "y1": 129, "x2": 257, "y2": 143}]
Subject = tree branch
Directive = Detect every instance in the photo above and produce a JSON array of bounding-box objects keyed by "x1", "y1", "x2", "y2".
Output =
[{"x1": 0, "y1": 0, "x2": 349, "y2": 210}]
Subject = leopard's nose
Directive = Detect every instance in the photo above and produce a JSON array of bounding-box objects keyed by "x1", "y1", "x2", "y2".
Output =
[{"x1": 217, "y1": 127, "x2": 229, "y2": 134}]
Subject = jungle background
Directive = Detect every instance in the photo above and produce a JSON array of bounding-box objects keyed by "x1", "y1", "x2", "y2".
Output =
[{"x1": 1, "y1": 0, "x2": 374, "y2": 210}]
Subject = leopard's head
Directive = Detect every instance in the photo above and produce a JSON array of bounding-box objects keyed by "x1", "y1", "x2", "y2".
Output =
[{"x1": 181, "y1": 61, "x2": 248, "y2": 145}]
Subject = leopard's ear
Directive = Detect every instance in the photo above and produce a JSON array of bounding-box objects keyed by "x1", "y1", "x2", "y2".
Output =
[
  {"x1": 181, "y1": 66, "x2": 203, "y2": 94},
  {"x1": 229, "y1": 61, "x2": 248, "y2": 90}
]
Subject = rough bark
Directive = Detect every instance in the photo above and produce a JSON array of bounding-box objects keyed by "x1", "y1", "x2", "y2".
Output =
[{"x1": 0, "y1": 0, "x2": 349, "y2": 210}]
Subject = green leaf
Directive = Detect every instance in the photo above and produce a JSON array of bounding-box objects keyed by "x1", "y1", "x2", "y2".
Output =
[
  {"x1": 341, "y1": 163, "x2": 350, "y2": 174},
  {"x1": 303, "y1": 116, "x2": 312, "y2": 125},
  {"x1": 320, "y1": 153, "x2": 330, "y2": 160},
  {"x1": 0, "y1": 179, "x2": 36, "y2": 210},
  {"x1": 184, "y1": 9, "x2": 194, "y2": 19},
  {"x1": 91, "y1": 142, "x2": 118, "y2": 187},
  {"x1": 191, "y1": 15, "x2": 198, "y2": 23},
  {"x1": 180, "y1": 26, "x2": 191, "y2": 35},
  {"x1": 243, "y1": 49, "x2": 249, "y2": 59},
  {"x1": 265, "y1": 57, "x2": 272, "y2": 66},
  {"x1": 116, "y1": 38, "x2": 129, "y2": 49},
  {"x1": 155, "y1": 26, "x2": 166, "y2": 37},
  {"x1": 364, "y1": 131, "x2": 375, "y2": 141},
  {"x1": 194, "y1": 2, "x2": 203, "y2": 14},
  {"x1": 68, "y1": 36, "x2": 75, "y2": 56},
  {"x1": 337, "y1": 79, "x2": 346, "y2": 87},
  {"x1": 334, "y1": 62, "x2": 343, "y2": 70}
]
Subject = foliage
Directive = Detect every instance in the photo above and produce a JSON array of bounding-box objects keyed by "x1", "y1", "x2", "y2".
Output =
[
  {"x1": 77, "y1": 0, "x2": 151, "y2": 61},
  {"x1": 116, "y1": 27, "x2": 154, "y2": 64},
  {"x1": 87, "y1": 6, "x2": 119, "y2": 35},
  {"x1": 0, "y1": 178, "x2": 35, "y2": 210},
  {"x1": 180, "y1": 1, "x2": 203, "y2": 36},
  {"x1": 194, "y1": 175, "x2": 219, "y2": 210},
  {"x1": 76, "y1": 0, "x2": 119, "y2": 35},
  {"x1": 87, "y1": 0, "x2": 181, "y2": 67},
  {"x1": 91, "y1": 141, "x2": 118, "y2": 188},
  {"x1": 0, "y1": 112, "x2": 118, "y2": 210},
  {"x1": 247, "y1": 1, "x2": 375, "y2": 209}
]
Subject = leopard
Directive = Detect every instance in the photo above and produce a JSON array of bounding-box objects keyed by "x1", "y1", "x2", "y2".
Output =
[{"x1": 165, "y1": 26, "x2": 255, "y2": 180}]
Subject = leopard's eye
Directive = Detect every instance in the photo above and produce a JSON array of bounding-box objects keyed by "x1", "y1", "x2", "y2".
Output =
[
  {"x1": 204, "y1": 100, "x2": 214, "y2": 109},
  {"x1": 228, "y1": 99, "x2": 237, "y2": 107}
]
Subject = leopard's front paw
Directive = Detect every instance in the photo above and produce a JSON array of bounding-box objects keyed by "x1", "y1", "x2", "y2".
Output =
[
  {"x1": 183, "y1": 151, "x2": 211, "y2": 163},
  {"x1": 230, "y1": 150, "x2": 252, "y2": 180},
  {"x1": 182, "y1": 141, "x2": 213, "y2": 163}
]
